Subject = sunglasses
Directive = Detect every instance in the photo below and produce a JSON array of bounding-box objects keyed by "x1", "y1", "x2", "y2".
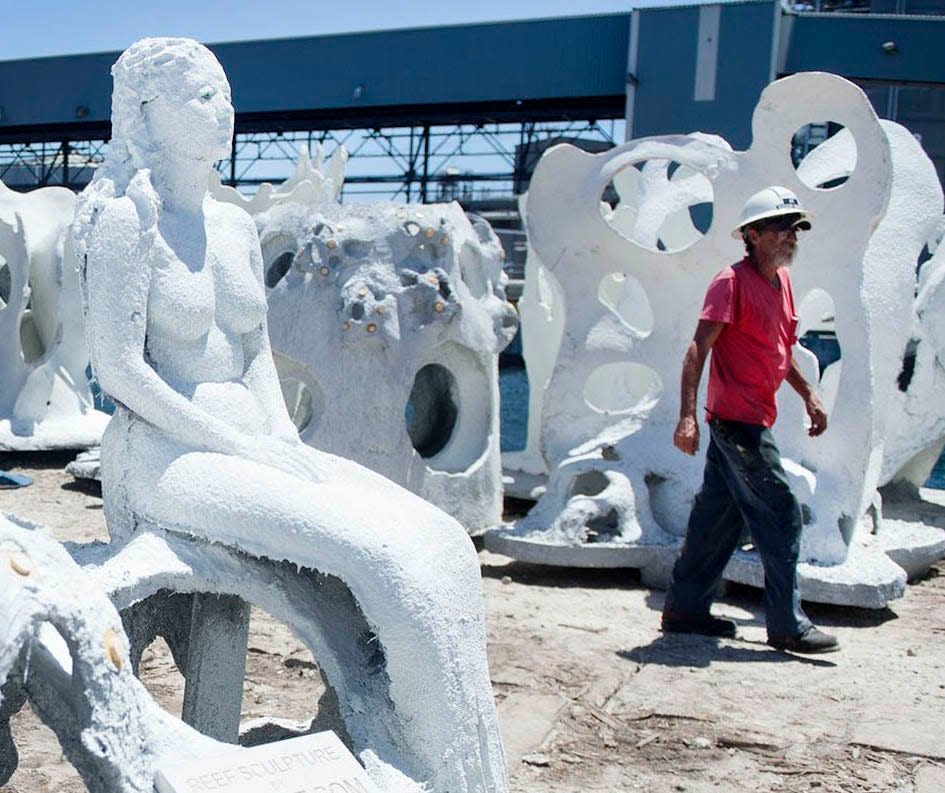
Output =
[{"x1": 755, "y1": 217, "x2": 810, "y2": 236}]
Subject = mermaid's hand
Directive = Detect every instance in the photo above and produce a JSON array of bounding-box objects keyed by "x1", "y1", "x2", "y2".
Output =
[{"x1": 244, "y1": 435, "x2": 326, "y2": 483}]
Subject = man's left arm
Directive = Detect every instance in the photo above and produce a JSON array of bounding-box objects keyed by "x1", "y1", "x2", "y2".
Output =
[{"x1": 785, "y1": 359, "x2": 828, "y2": 437}]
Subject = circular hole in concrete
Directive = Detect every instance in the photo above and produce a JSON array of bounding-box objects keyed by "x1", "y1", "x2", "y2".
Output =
[
  {"x1": 405, "y1": 363, "x2": 459, "y2": 459},
  {"x1": 265, "y1": 250, "x2": 294, "y2": 289},
  {"x1": 279, "y1": 377, "x2": 315, "y2": 434},
  {"x1": 584, "y1": 362, "x2": 662, "y2": 415},
  {"x1": 598, "y1": 272, "x2": 653, "y2": 337},
  {"x1": 273, "y1": 353, "x2": 324, "y2": 441},
  {"x1": 0, "y1": 257, "x2": 10, "y2": 309},
  {"x1": 601, "y1": 160, "x2": 714, "y2": 254},
  {"x1": 792, "y1": 122, "x2": 856, "y2": 190},
  {"x1": 260, "y1": 232, "x2": 298, "y2": 289},
  {"x1": 569, "y1": 469, "x2": 610, "y2": 498}
]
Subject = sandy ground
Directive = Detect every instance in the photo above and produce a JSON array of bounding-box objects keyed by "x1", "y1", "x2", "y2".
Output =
[{"x1": 2, "y1": 450, "x2": 945, "y2": 792}]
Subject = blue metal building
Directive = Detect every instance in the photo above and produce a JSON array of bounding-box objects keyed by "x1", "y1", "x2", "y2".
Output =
[{"x1": 0, "y1": 1, "x2": 942, "y2": 194}]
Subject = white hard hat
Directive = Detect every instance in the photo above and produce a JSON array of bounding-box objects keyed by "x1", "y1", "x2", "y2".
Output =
[{"x1": 731, "y1": 186, "x2": 814, "y2": 239}]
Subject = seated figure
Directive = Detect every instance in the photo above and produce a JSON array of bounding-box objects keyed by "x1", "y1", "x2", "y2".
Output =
[{"x1": 71, "y1": 37, "x2": 506, "y2": 792}]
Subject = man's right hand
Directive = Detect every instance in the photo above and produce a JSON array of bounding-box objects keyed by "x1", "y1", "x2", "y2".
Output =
[{"x1": 674, "y1": 415, "x2": 700, "y2": 455}]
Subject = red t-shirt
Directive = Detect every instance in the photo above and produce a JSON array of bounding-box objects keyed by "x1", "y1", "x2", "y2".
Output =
[{"x1": 700, "y1": 258, "x2": 798, "y2": 428}]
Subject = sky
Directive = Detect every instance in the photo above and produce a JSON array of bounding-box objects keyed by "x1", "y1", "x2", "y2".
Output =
[{"x1": 1, "y1": 0, "x2": 690, "y2": 61}]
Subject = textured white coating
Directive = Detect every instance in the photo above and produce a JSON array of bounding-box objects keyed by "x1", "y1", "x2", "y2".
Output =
[
  {"x1": 63, "y1": 37, "x2": 506, "y2": 791},
  {"x1": 0, "y1": 182, "x2": 109, "y2": 450},
  {"x1": 487, "y1": 73, "x2": 927, "y2": 605},
  {"x1": 215, "y1": 153, "x2": 517, "y2": 534}
]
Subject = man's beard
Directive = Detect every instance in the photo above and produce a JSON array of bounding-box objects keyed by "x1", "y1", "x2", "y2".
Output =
[{"x1": 773, "y1": 245, "x2": 797, "y2": 268}]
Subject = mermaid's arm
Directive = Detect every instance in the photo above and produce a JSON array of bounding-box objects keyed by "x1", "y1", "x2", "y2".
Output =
[{"x1": 85, "y1": 197, "x2": 252, "y2": 455}]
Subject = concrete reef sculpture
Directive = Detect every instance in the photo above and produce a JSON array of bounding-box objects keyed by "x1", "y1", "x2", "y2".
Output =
[
  {"x1": 0, "y1": 180, "x2": 108, "y2": 450},
  {"x1": 216, "y1": 156, "x2": 518, "y2": 534},
  {"x1": 489, "y1": 72, "x2": 943, "y2": 607},
  {"x1": 790, "y1": 119, "x2": 945, "y2": 574},
  {"x1": 57, "y1": 36, "x2": 506, "y2": 791},
  {"x1": 883, "y1": 233, "x2": 945, "y2": 495},
  {"x1": 0, "y1": 514, "x2": 221, "y2": 793}
]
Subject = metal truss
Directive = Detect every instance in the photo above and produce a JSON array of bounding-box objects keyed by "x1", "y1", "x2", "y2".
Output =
[
  {"x1": 0, "y1": 139, "x2": 108, "y2": 192},
  {"x1": 223, "y1": 119, "x2": 623, "y2": 202},
  {"x1": 0, "y1": 119, "x2": 623, "y2": 203}
]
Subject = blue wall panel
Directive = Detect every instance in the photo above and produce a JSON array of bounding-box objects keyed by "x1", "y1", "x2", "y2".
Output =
[
  {"x1": 0, "y1": 15, "x2": 630, "y2": 132},
  {"x1": 631, "y1": 1, "x2": 775, "y2": 150},
  {"x1": 784, "y1": 15, "x2": 945, "y2": 84}
]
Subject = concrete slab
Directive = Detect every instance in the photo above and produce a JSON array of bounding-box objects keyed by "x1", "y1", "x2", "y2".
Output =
[
  {"x1": 853, "y1": 712, "x2": 945, "y2": 760},
  {"x1": 915, "y1": 764, "x2": 945, "y2": 793},
  {"x1": 484, "y1": 529, "x2": 680, "y2": 574},
  {"x1": 877, "y1": 520, "x2": 945, "y2": 580},
  {"x1": 497, "y1": 691, "x2": 568, "y2": 771},
  {"x1": 723, "y1": 544, "x2": 906, "y2": 609}
]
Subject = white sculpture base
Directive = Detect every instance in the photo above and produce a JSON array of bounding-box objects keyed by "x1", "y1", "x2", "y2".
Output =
[
  {"x1": 487, "y1": 503, "x2": 945, "y2": 608},
  {"x1": 0, "y1": 412, "x2": 110, "y2": 452},
  {"x1": 723, "y1": 544, "x2": 906, "y2": 610},
  {"x1": 65, "y1": 446, "x2": 102, "y2": 480}
]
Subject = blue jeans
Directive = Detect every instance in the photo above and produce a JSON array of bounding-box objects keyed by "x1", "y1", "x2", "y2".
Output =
[{"x1": 664, "y1": 418, "x2": 812, "y2": 639}]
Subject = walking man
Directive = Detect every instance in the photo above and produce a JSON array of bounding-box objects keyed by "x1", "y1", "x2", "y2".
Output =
[{"x1": 661, "y1": 186, "x2": 839, "y2": 654}]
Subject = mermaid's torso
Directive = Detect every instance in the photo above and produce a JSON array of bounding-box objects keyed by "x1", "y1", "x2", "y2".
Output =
[{"x1": 117, "y1": 200, "x2": 271, "y2": 447}]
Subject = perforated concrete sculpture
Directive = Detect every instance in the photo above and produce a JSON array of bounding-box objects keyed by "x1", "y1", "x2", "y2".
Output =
[
  {"x1": 790, "y1": 120, "x2": 945, "y2": 573},
  {"x1": 60, "y1": 37, "x2": 506, "y2": 792},
  {"x1": 210, "y1": 143, "x2": 347, "y2": 216},
  {"x1": 855, "y1": 126, "x2": 945, "y2": 494},
  {"x1": 501, "y1": 195, "x2": 558, "y2": 499},
  {"x1": 488, "y1": 73, "x2": 928, "y2": 607},
  {"x1": 0, "y1": 514, "x2": 221, "y2": 793},
  {"x1": 883, "y1": 235, "x2": 945, "y2": 493},
  {"x1": 0, "y1": 181, "x2": 108, "y2": 450},
  {"x1": 502, "y1": 139, "x2": 726, "y2": 499},
  {"x1": 255, "y1": 195, "x2": 517, "y2": 534}
]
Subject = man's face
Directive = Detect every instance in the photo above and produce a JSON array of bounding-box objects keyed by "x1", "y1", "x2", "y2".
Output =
[{"x1": 747, "y1": 215, "x2": 804, "y2": 266}]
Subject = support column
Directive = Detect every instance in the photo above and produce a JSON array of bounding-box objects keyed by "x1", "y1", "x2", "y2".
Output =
[
  {"x1": 420, "y1": 125, "x2": 430, "y2": 204},
  {"x1": 181, "y1": 593, "x2": 250, "y2": 743}
]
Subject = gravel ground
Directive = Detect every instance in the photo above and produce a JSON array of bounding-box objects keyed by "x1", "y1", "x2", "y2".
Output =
[{"x1": 2, "y1": 450, "x2": 944, "y2": 792}]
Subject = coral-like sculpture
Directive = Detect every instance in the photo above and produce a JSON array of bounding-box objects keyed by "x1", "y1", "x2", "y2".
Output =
[
  {"x1": 0, "y1": 181, "x2": 109, "y2": 450},
  {"x1": 56, "y1": 37, "x2": 506, "y2": 791},
  {"x1": 884, "y1": 235, "x2": 945, "y2": 492},
  {"x1": 789, "y1": 119, "x2": 945, "y2": 573},
  {"x1": 0, "y1": 514, "x2": 221, "y2": 793},
  {"x1": 221, "y1": 156, "x2": 518, "y2": 534},
  {"x1": 500, "y1": 195, "x2": 559, "y2": 499},
  {"x1": 489, "y1": 73, "x2": 933, "y2": 607},
  {"x1": 210, "y1": 144, "x2": 347, "y2": 216}
]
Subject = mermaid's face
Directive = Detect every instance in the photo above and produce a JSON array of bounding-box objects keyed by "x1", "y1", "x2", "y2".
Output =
[{"x1": 141, "y1": 55, "x2": 234, "y2": 163}]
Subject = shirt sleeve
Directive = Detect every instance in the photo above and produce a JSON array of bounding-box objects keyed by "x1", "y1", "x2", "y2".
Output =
[{"x1": 699, "y1": 270, "x2": 736, "y2": 324}]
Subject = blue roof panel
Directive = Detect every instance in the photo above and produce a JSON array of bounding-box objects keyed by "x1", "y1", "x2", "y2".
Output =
[{"x1": 0, "y1": 15, "x2": 630, "y2": 131}]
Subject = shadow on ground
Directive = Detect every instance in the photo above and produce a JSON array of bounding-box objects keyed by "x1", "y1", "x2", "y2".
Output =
[
  {"x1": 479, "y1": 556, "x2": 641, "y2": 591},
  {"x1": 641, "y1": 579, "x2": 899, "y2": 630},
  {"x1": 618, "y1": 634, "x2": 838, "y2": 668},
  {"x1": 0, "y1": 450, "x2": 78, "y2": 471},
  {"x1": 60, "y1": 478, "x2": 102, "y2": 498}
]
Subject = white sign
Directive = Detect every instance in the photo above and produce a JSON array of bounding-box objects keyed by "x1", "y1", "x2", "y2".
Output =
[{"x1": 154, "y1": 731, "x2": 381, "y2": 793}]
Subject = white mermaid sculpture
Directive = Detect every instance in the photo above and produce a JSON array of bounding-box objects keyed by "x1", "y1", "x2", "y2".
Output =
[{"x1": 70, "y1": 38, "x2": 506, "y2": 792}]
